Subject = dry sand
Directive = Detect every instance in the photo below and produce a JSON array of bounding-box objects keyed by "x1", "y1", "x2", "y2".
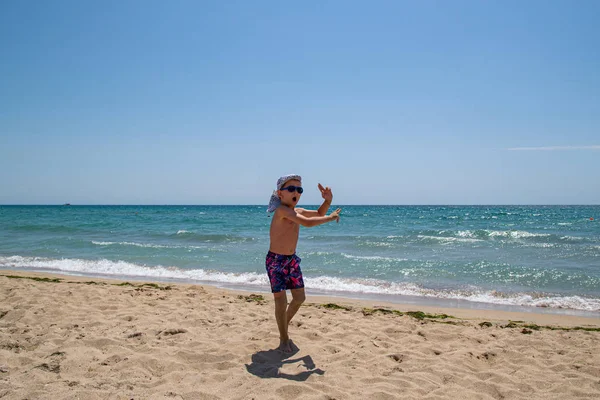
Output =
[{"x1": 1, "y1": 270, "x2": 599, "y2": 400}]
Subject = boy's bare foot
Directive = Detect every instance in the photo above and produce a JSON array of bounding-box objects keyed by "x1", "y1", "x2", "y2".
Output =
[
  {"x1": 278, "y1": 338, "x2": 294, "y2": 353},
  {"x1": 278, "y1": 339, "x2": 300, "y2": 354},
  {"x1": 278, "y1": 339, "x2": 299, "y2": 354}
]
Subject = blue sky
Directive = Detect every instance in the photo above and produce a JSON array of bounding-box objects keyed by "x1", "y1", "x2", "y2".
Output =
[{"x1": 1, "y1": 0, "x2": 598, "y2": 205}]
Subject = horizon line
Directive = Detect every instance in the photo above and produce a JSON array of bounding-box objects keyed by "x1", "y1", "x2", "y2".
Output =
[{"x1": 507, "y1": 145, "x2": 600, "y2": 151}]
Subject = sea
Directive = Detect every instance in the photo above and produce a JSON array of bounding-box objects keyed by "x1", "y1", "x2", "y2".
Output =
[{"x1": 1, "y1": 205, "x2": 599, "y2": 317}]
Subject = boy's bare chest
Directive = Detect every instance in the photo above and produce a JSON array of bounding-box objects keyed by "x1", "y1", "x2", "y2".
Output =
[{"x1": 271, "y1": 219, "x2": 299, "y2": 237}]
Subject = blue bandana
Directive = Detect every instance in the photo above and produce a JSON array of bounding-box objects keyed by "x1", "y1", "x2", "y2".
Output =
[{"x1": 267, "y1": 174, "x2": 302, "y2": 213}]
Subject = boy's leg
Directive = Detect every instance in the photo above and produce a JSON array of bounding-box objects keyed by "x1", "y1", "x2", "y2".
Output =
[
  {"x1": 273, "y1": 291, "x2": 291, "y2": 351},
  {"x1": 287, "y1": 287, "x2": 306, "y2": 325},
  {"x1": 286, "y1": 254, "x2": 305, "y2": 325}
]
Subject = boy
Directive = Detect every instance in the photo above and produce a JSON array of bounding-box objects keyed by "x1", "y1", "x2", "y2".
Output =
[{"x1": 266, "y1": 174, "x2": 341, "y2": 353}]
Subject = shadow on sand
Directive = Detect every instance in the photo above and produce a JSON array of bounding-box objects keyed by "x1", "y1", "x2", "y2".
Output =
[{"x1": 245, "y1": 346, "x2": 325, "y2": 381}]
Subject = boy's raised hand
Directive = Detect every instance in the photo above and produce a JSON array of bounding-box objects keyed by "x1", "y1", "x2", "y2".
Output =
[
  {"x1": 330, "y1": 208, "x2": 342, "y2": 223},
  {"x1": 318, "y1": 183, "x2": 333, "y2": 202}
]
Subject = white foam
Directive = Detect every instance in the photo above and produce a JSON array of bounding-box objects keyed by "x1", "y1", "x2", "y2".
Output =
[
  {"x1": 456, "y1": 230, "x2": 552, "y2": 240},
  {"x1": 0, "y1": 255, "x2": 266, "y2": 286},
  {"x1": 418, "y1": 235, "x2": 483, "y2": 244},
  {"x1": 93, "y1": 241, "x2": 177, "y2": 249},
  {"x1": 525, "y1": 243, "x2": 556, "y2": 248},
  {"x1": 363, "y1": 241, "x2": 396, "y2": 248},
  {"x1": 560, "y1": 235, "x2": 586, "y2": 241},
  {"x1": 487, "y1": 230, "x2": 550, "y2": 239},
  {"x1": 341, "y1": 253, "x2": 407, "y2": 262},
  {"x1": 304, "y1": 251, "x2": 336, "y2": 257},
  {"x1": 2, "y1": 255, "x2": 598, "y2": 311},
  {"x1": 305, "y1": 276, "x2": 600, "y2": 311},
  {"x1": 91, "y1": 241, "x2": 225, "y2": 252},
  {"x1": 455, "y1": 230, "x2": 476, "y2": 238}
]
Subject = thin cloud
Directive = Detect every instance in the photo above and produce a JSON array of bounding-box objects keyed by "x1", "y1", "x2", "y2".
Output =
[{"x1": 507, "y1": 145, "x2": 600, "y2": 151}]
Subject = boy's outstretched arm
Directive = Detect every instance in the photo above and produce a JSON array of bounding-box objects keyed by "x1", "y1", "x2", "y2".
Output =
[{"x1": 283, "y1": 207, "x2": 341, "y2": 227}]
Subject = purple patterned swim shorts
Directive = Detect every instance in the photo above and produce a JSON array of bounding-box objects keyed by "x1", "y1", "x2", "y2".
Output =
[{"x1": 265, "y1": 251, "x2": 304, "y2": 293}]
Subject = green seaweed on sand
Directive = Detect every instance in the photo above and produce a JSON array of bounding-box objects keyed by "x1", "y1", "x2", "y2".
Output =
[
  {"x1": 1, "y1": 275, "x2": 61, "y2": 283},
  {"x1": 406, "y1": 311, "x2": 452, "y2": 320},
  {"x1": 113, "y1": 282, "x2": 172, "y2": 290},
  {"x1": 362, "y1": 308, "x2": 405, "y2": 316},
  {"x1": 534, "y1": 324, "x2": 600, "y2": 332},
  {"x1": 501, "y1": 321, "x2": 600, "y2": 332},
  {"x1": 140, "y1": 283, "x2": 172, "y2": 290},
  {"x1": 361, "y1": 308, "x2": 453, "y2": 319},
  {"x1": 141, "y1": 283, "x2": 161, "y2": 289},
  {"x1": 362, "y1": 308, "x2": 397, "y2": 316},
  {"x1": 69, "y1": 281, "x2": 106, "y2": 285},
  {"x1": 431, "y1": 320, "x2": 462, "y2": 325},
  {"x1": 320, "y1": 303, "x2": 352, "y2": 311},
  {"x1": 567, "y1": 326, "x2": 600, "y2": 332},
  {"x1": 114, "y1": 282, "x2": 136, "y2": 287},
  {"x1": 238, "y1": 294, "x2": 265, "y2": 303},
  {"x1": 522, "y1": 324, "x2": 542, "y2": 331}
]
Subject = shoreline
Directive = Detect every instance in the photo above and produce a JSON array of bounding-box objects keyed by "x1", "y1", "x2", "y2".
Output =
[
  {"x1": 2, "y1": 269, "x2": 599, "y2": 327},
  {"x1": 3, "y1": 266, "x2": 600, "y2": 319}
]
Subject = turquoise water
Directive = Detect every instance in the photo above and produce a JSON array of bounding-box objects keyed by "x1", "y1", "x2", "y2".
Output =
[{"x1": 1, "y1": 205, "x2": 599, "y2": 314}]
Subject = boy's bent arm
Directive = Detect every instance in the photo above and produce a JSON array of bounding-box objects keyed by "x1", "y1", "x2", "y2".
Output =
[{"x1": 317, "y1": 199, "x2": 331, "y2": 216}]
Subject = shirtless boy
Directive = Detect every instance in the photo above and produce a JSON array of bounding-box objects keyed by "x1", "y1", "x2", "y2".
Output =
[{"x1": 266, "y1": 174, "x2": 341, "y2": 353}]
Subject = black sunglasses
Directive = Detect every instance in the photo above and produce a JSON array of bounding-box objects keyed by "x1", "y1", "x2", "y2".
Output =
[{"x1": 280, "y1": 185, "x2": 304, "y2": 194}]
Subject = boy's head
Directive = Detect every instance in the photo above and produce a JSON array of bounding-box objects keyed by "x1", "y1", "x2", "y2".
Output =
[
  {"x1": 267, "y1": 174, "x2": 302, "y2": 212},
  {"x1": 278, "y1": 178, "x2": 303, "y2": 207}
]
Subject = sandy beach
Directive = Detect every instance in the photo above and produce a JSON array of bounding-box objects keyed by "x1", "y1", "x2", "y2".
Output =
[{"x1": 1, "y1": 270, "x2": 599, "y2": 400}]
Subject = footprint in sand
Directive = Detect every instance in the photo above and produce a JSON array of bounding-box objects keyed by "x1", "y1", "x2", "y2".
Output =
[{"x1": 388, "y1": 354, "x2": 404, "y2": 363}]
